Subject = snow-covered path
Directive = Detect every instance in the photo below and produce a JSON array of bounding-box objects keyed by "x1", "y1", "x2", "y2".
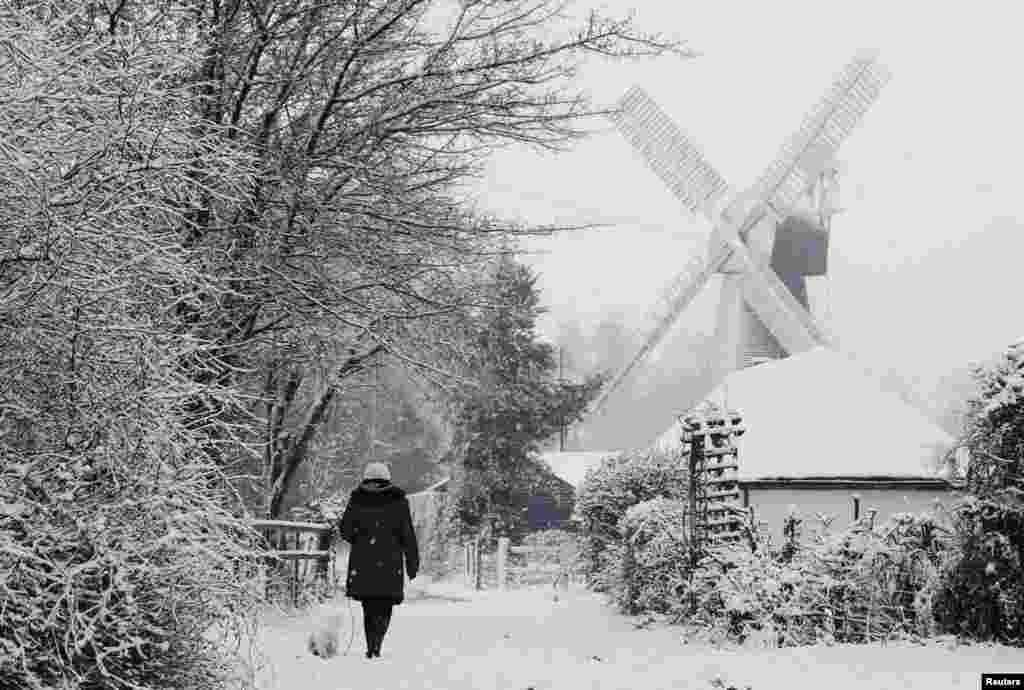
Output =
[{"x1": 245, "y1": 580, "x2": 1024, "y2": 690}]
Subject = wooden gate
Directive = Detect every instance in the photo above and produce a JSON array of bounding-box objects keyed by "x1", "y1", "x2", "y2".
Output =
[
  {"x1": 503, "y1": 538, "x2": 578, "y2": 589},
  {"x1": 468, "y1": 538, "x2": 577, "y2": 590}
]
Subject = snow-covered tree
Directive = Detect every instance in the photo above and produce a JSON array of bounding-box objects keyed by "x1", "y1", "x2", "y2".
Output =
[
  {"x1": 447, "y1": 258, "x2": 603, "y2": 536},
  {"x1": 0, "y1": 3, "x2": 262, "y2": 687},
  {"x1": 933, "y1": 340, "x2": 1024, "y2": 644},
  {"x1": 170, "y1": 0, "x2": 685, "y2": 513},
  {"x1": 963, "y1": 340, "x2": 1024, "y2": 486}
]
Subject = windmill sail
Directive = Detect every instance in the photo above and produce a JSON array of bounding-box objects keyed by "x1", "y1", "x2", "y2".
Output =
[
  {"x1": 737, "y1": 251, "x2": 826, "y2": 354},
  {"x1": 610, "y1": 86, "x2": 731, "y2": 222},
  {"x1": 589, "y1": 246, "x2": 725, "y2": 415},
  {"x1": 729, "y1": 52, "x2": 890, "y2": 365},
  {"x1": 753, "y1": 51, "x2": 891, "y2": 215}
]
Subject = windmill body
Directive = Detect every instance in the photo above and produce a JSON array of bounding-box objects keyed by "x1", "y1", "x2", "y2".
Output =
[
  {"x1": 713, "y1": 200, "x2": 831, "y2": 377},
  {"x1": 554, "y1": 51, "x2": 963, "y2": 543},
  {"x1": 593, "y1": 51, "x2": 892, "y2": 418}
]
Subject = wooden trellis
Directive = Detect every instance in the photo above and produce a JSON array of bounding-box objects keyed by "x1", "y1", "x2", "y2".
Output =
[{"x1": 680, "y1": 409, "x2": 746, "y2": 562}]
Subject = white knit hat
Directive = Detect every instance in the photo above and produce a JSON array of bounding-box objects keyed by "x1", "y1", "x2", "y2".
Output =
[{"x1": 363, "y1": 461, "x2": 391, "y2": 481}]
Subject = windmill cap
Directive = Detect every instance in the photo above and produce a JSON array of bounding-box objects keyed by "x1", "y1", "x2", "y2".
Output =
[{"x1": 363, "y1": 462, "x2": 391, "y2": 481}]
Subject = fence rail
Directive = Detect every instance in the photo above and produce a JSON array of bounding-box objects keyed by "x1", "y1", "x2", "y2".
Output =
[{"x1": 252, "y1": 519, "x2": 335, "y2": 605}]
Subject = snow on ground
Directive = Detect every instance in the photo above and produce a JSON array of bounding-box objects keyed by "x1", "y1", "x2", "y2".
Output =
[
  {"x1": 652, "y1": 347, "x2": 955, "y2": 479},
  {"x1": 238, "y1": 577, "x2": 1024, "y2": 690}
]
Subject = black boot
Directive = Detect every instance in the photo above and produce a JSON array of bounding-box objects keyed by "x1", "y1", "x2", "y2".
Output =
[{"x1": 365, "y1": 627, "x2": 380, "y2": 659}]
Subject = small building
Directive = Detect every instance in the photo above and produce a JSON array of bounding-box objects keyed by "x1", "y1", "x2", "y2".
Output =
[
  {"x1": 523, "y1": 475, "x2": 576, "y2": 532},
  {"x1": 650, "y1": 348, "x2": 962, "y2": 544}
]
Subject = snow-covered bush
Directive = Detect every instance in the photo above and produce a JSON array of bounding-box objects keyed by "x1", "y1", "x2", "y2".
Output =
[
  {"x1": 931, "y1": 342, "x2": 1024, "y2": 644},
  {"x1": 575, "y1": 450, "x2": 688, "y2": 591},
  {"x1": 931, "y1": 495, "x2": 1024, "y2": 644},
  {"x1": 617, "y1": 499, "x2": 690, "y2": 614},
  {"x1": 682, "y1": 542, "x2": 801, "y2": 644},
  {"x1": 0, "y1": 455, "x2": 263, "y2": 689},
  {"x1": 0, "y1": 5, "x2": 262, "y2": 686},
  {"x1": 683, "y1": 511, "x2": 948, "y2": 646}
]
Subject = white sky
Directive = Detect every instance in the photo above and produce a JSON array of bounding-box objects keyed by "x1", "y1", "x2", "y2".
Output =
[{"x1": 474, "y1": 0, "x2": 1023, "y2": 401}]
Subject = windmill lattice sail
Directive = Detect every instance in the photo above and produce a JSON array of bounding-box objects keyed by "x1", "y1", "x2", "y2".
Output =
[
  {"x1": 610, "y1": 86, "x2": 731, "y2": 221},
  {"x1": 590, "y1": 248, "x2": 722, "y2": 415},
  {"x1": 754, "y1": 50, "x2": 891, "y2": 215}
]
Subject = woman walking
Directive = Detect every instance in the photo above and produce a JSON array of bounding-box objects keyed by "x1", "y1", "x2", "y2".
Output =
[{"x1": 339, "y1": 462, "x2": 420, "y2": 659}]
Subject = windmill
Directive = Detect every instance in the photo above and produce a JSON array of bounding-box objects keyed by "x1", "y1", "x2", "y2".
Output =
[{"x1": 583, "y1": 51, "x2": 892, "y2": 430}]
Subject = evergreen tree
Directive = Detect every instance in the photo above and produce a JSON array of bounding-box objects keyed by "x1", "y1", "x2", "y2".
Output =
[{"x1": 448, "y1": 258, "x2": 603, "y2": 537}]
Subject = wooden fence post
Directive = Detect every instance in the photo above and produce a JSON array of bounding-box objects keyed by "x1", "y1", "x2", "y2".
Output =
[
  {"x1": 316, "y1": 529, "x2": 332, "y2": 596},
  {"x1": 496, "y1": 537, "x2": 508, "y2": 590},
  {"x1": 558, "y1": 541, "x2": 572, "y2": 591},
  {"x1": 473, "y1": 537, "x2": 483, "y2": 590}
]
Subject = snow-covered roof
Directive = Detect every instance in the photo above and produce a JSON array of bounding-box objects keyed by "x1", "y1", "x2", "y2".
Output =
[
  {"x1": 540, "y1": 451, "x2": 617, "y2": 488},
  {"x1": 650, "y1": 347, "x2": 956, "y2": 480}
]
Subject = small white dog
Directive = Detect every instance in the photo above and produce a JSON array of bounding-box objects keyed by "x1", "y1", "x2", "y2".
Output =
[{"x1": 307, "y1": 614, "x2": 344, "y2": 659}]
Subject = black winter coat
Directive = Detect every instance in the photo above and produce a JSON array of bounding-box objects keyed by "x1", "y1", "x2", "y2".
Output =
[{"x1": 339, "y1": 479, "x2": 420, "y2": 604}]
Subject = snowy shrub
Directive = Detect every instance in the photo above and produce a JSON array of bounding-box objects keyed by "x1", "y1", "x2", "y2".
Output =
[
  {"x1": 931, "y1": 341, "x2": 1024, "y2": 645},
  {"x1": 617, "y1": 499, "x2": 690, "y2": 614},
  {"x1": 682, "y1": 511, "x2": 948, "y2": 647},
  {"x1": 0, "y1": 455, "x2": 263, "y2": 689},
  {"x1": 0, "y1": 5, "x2": 263, "y2": 686},
  {"x1": 683, "y1": 543, "x2": 800, "y2": 643},
  {"x1": 931, "y1": 495, "x2": 1024, "y2": 644},
  {"x1": 576, "y1": 450, "x2": 688, "y2": 591}
]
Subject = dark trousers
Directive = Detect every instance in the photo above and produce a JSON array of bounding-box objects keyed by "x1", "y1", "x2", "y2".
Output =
[{"x1": 361, "y1": 599, "x2": 394, "y2": 654}]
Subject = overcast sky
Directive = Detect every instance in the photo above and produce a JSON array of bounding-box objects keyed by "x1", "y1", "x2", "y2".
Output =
[{"x1": 473, "y1": 0, "x2": 1022, "y2": 406}]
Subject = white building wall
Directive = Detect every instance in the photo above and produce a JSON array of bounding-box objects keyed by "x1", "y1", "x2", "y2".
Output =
[{"x1": 746, "y1": 485, "x2": 957, "y2": 546}]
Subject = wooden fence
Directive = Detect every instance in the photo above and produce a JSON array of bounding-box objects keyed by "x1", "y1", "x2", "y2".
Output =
[
  {"x1": 249, "y1": 516, "x2": 578, "y2": 601},
  {"x1": 252, "y1": 519, "x2": 335, "y2": 606},
  {"x1": 461, "y1": 537, "x2": 578, "y2": 591}
]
